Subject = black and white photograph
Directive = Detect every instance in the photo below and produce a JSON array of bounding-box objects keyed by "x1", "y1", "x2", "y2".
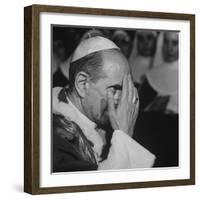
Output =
[
  {"x1": 24, "y1": 5, "x2": 195, "y2": 194},
  {"x1": 52, "y1": 26, "x2": 179, "y2": 172}
]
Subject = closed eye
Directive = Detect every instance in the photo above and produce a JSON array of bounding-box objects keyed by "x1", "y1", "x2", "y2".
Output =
[
  {"x1": 107, "y1": 84, "x2": 122, "y2": 91},
  {"x1": 107, "y1": 85, "x2": 122, "y2": 96}
]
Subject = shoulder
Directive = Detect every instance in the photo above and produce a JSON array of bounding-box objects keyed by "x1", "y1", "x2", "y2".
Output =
[{"x1": 53, "y1": 114, "x2": 98, "y2": 172}]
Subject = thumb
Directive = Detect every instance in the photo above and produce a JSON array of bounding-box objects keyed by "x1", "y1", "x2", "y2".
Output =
[{"x1": 107, "y1": 89, "x2": 115, "y2": 116}]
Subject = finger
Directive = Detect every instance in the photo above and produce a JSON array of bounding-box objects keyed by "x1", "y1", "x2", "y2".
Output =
[
  {"x1": 114, "y1": 90, "x2": 121, "y2": 106},
  {"x1": 107, "y1": 89, "x2": 115, "y2": 116},
  {"x1": 128, "y1": 74, "x2": 134, "y2": 102},
  {"x1": 120, "y1": 73, "x2": 128, "y2": 103},
  {"x1": 131, "y1": 86, "x2": 136, "y2": 102},
  {"x1": 134, "y1": 88, "x2": 139, "y2": 109},
  {"x1": 135, "y1": 87, "x2": 139, "y2": 102}
]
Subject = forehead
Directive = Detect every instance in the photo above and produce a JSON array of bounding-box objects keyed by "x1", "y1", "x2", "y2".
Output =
[
  {"x1": 164, "y1": 32, "x2": 178, "y2": 41},
  {"x1": 100, "y1": 49, "x2": 129, "y2": 85}
]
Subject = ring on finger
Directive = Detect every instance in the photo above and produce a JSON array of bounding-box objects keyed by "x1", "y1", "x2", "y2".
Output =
[{"x1": 132, "y1": 96, "x2": 139, "y2": 104}]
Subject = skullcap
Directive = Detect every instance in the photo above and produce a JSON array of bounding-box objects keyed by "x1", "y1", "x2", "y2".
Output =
[
  {"x1": 80, "y1": 29, "x2": 104, "y2": 42},
  {"x1": 71, "y1": 36, "x2": 119, "y2": 63}
]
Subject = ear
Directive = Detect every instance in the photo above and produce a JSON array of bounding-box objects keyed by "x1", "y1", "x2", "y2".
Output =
[{"x1": 74, "y1": 71, "x2": 90, "y2": 98}]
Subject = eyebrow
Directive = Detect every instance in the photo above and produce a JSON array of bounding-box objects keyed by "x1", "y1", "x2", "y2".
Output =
[{"x1": 107, "y1": 84, "x2": 122, "y2": 90}]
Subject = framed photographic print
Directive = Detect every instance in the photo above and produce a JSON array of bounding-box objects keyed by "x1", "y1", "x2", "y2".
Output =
[{"x1": 24, "y1": 4, "x2": 195, "y2": 194}]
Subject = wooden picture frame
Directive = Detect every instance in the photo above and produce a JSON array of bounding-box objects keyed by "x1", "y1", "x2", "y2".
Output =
[{"x1": 24, "y1": 4, "x2": 195, "y2": 194}]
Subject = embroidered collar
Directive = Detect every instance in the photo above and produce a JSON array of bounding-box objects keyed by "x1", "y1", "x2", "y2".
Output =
[
  {"x1": 53, "y1": 87, "x2": 105, "y2": 161},
  {"x1": 67, "y1": 97, "x2": 97, "y2": 132}
]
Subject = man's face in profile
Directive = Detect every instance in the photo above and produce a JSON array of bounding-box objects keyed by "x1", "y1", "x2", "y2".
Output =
[
  {"x1": 85, "y1": 50, "x2": 129, "y2": 128},
  {"x1": 162, "y1": 32, "x2": 179, "y2": 63}
]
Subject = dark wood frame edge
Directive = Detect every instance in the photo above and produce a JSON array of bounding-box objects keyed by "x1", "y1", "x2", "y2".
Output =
[
  {"x1": 24, "y1": 5, "x2": 40, "y2": 194},
  {"x1": 24, "y1": 4, "x2": 195, "y2": 195}
]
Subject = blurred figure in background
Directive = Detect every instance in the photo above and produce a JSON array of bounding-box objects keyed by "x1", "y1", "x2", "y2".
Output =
[
  {"x1": 52, "y1": 39, "x2": 67, "y2": 79},
  {"x1": 139, "y1": 32, "x2": 179, "y2": 114},
  {"x1": 53, "y1": 28, "x2": 86, "y2": 87},
  {"x1": 101, "y1": 29, "x2": 113, "y2": 40},
  {"x1": 134, "y1": 31, "x2": 179, "y2": 167},
  {"x1": 112, "y1": 30, "x2": 133, "y2": 59},
  {"x1": 54, "y1": 29, "x2": 105, "y2": 87},
  {"x1": 129, "y1": 30, "x2": 157, "y2": 89}
]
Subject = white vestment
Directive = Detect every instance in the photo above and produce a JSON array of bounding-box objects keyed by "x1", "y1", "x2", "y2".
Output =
[{"x1": 53, "y1": 87, "x2": 155, "y2": 170}]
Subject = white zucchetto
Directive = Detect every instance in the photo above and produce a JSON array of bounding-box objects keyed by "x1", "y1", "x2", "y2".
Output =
[{"x1": 71, "y1": 36, "x2": 119, "y2": 63}]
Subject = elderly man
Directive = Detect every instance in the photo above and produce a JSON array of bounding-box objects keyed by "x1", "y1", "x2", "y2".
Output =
[{"x1": 53, "y1": 36, "x2": 155, "y2": 172}]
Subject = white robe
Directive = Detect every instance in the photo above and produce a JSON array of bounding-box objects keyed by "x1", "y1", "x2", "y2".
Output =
[
  {"x1": 146, "y1": 61, "x2": 178, "y2": 114},
  {"x1": 130, "y1": 56, "x2": 152, "y2": 84},
  {"x1": 53, "y1": 87, "x2": 155, "y2": 170}
]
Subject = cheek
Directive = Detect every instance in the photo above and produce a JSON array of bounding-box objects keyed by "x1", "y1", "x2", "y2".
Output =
[
  {"x1": 87, "y1": 88, "x2": 107, "y2": 118},
  {"x1": 100, "y1": 98, "x2": 108, "y2": 114}
]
